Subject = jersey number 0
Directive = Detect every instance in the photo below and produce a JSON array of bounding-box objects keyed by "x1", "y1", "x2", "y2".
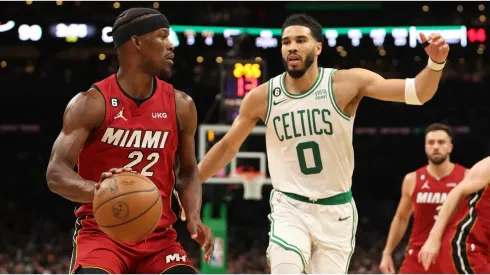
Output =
[{"x1": 296, "y1": 141, "x2": 323, "y2": 175}]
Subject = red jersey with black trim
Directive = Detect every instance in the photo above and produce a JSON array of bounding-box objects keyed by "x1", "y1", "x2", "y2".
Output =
[
  {"x1": 444, "y1": 185, "x2": 490, "y2": 253},
  {"x1": 76, "y1": 74, "x2": 179, "y2": 229},
  {"x1": 408, "y1": 164, "x2": 466, "y2": 248}
]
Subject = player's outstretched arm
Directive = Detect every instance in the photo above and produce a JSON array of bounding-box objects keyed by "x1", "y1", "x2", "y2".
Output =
[
  {"x1": 198, "y1": 83, "x2": 267, "y2": 183},
  {"x1": 353, "y1": 33, "x2": 449, "y2": 105},
  {"x1": 418, "y1": 156, "x2": 490, "y2": 270},
  {"x1": 174, "y1": 90, "x2": 214, "y2": 262},
  {"x1": 46, "y1": 89, "x2": 105, "y2": 203},
  {"x1": 380, "y1": 172, "x2": 415, "y2": 274}
]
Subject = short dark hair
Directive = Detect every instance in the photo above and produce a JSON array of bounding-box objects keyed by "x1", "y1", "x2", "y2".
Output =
[
  {"x1": 425, "y1": 123, "x2": 453, "y2": 139},
  {"x1": 112, "y1": 7, "x2": 162, "y2": 33},
  {"x1": 281, "y1": 14, "x2": 324, "y2": 43}
]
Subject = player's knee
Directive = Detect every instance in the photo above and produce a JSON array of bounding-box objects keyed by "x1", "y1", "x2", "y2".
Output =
[
  {"x1": 161, "y1": 264, "x2": 198, "y2": 274},
  {"x1": 73, "y1": 266, "x2": 110, "y2": 274},
  {"x1": 268, "y1": 243, "x2": 304, "y2": 274}
]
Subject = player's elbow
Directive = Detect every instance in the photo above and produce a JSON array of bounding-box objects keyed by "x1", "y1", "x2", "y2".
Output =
[
  {"x1": 420, "y1": 90, "x2": 436, "y2": 104},
  {"x1": 416, "y1": 81, "x2": 439, "y2": 104},
  {"x1": 46, "y1": 161, "x2": 61, "y2": 192}
]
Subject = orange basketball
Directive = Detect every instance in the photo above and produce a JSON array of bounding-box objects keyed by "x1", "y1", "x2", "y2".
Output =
[{"x1": 93, "y1": 172, "x2": 162, "y2": 242}]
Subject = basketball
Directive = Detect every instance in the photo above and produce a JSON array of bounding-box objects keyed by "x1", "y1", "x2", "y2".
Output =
[{"x1": 93, "y1": 172, "x2": 162, "y2": 242}]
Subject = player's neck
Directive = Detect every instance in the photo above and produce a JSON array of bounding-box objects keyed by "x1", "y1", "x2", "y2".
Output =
[
  {"x1": 427, "y1": 160, "x2": 454, "y2": 180},
  {"x1": 285, "y1": 65, "x2": 319, "y2": 95},
  {"x1": 116, "y1": 68, "x2": 154, "y2": 99}
]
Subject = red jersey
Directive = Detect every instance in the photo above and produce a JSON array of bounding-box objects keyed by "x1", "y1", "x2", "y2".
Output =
[
  {"x1": 444, "y1": 185, "x2": 490, "y2": 252},
  {"x1": 436, "y1": 185, "x2": 490, "y2": 274},
  {"x1": 76, "y1": 74, "x2": 179, "y2": 229},
  {"x1": 408, "y1": 164, "x2": 466, "y2": 248}
]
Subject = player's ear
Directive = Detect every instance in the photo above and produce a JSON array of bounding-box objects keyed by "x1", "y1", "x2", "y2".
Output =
[
  {"x1": 131, "y1": 35, "x2": 142, "y2": 50},
  {"x1": 316, "y1": 41, "x2": 322, "y2": 56}
]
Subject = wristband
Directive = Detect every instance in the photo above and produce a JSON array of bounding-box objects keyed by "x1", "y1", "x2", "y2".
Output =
[{"x1": 428, "y1": 57, "x2": 446, "y2": 72}]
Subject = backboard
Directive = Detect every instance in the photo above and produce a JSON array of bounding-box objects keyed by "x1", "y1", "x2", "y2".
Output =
[{"x1": 198, "y1": 124, "x2": 272, "y2": 199}]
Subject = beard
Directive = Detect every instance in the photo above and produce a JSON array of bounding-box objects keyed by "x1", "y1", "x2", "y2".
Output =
[
  {"x1": 282, "y1": 50, "x2": 315, "y2": 79},
  {"x1": 428, "y1": 154, "x2": 448, "y2": 165}
]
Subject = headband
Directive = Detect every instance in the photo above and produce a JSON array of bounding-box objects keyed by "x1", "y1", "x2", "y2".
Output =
[{"x1": 108, "y1": 14, "x2": 170, "y2": 48}]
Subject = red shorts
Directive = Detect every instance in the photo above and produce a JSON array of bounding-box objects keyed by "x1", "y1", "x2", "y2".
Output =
[
  {"x1": 399, "y1": 246, "x2": 442, "y2": 274},
  {"x1": 437, "y1": 238, "x2": 490, "y2": 274},
  {"x1": 69, "y1": 216, "x2": 195, "y2": 274}
]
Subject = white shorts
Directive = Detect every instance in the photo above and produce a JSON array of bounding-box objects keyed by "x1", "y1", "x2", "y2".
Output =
[{"x1": 266, "y1": 189, "x2": 358, "y2": 274}]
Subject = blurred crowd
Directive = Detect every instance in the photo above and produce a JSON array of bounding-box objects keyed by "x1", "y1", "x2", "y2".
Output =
[{"x1": 0, "y1": 198, "x2": 409, "y2": 274}]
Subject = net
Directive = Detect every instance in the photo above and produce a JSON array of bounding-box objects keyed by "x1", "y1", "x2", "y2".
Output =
[{"x1": 232, "y1": 171, "x2": 265, "y2": 200}]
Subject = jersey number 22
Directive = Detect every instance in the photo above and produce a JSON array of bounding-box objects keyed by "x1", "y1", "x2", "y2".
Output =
[{"x1": 124, "y1": 151, "x2": 160, "y2": 177}]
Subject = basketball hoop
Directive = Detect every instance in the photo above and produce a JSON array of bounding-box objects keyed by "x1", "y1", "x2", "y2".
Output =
[{"x1": 232, "y1": 171, "x2": 265, "y2": 200}]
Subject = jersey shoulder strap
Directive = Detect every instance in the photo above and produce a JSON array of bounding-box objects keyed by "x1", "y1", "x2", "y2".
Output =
[
  {"x1": 265, "y1": 73, "x2": 286, "y2": 125},
  {"x1": 412, "y1": 166, "x2": 427, "y2": 194}
]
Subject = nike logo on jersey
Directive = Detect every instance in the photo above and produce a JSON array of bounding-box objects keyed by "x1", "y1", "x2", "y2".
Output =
[
  {"x1": 101, "y1": 127, "x2": 170, "y2": 149},
  {"x1": 421, "y1": 181, "x2": 430, "y2": 189},
  {"x1": 273, "y1": 99, "x2": 287, "y2": 105},
  {"x1": 338, "y1": 216, "x2": 350, "y2": 221},
  {"x1": 416, "y1": 192, "x2": 448, "y2": 204}
]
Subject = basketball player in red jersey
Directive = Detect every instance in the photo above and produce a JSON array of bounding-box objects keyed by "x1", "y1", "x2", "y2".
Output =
[
  {"x1": 46, "y1": 8, "x2": 214, "y2": 274},
  {"x1": 419, "y1": 156, "x2": 490, "y2": 273},
  {"x1": 379, "y1": 123, "x2": 467, "y2": 274}
]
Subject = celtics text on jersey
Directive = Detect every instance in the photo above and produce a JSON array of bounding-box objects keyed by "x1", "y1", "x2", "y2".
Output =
[{"x1": 264, "y1": 68, "x2": 355, "y2": 200}]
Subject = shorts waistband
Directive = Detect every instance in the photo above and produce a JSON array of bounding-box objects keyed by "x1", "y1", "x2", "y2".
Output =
[{"x1": 280, "y1": 190, "x2": 352, "y2": 205}]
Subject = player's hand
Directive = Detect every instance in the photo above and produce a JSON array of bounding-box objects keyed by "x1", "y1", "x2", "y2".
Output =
[
  {"x1": 187, "y1": 219, "x2": 214, "y2": 263},
  {"x1": 419, "y1": 32, "x2": 449, "y2": 63},
  {"x1": 95, "y1": 167, "x2": 134, "y2": 191},
  {"x1": 379, "y1": 253, "x2": 396, "y2": 274},
  {"x1": 418, "y1": 236, "x2": 441, "y2": 271}
]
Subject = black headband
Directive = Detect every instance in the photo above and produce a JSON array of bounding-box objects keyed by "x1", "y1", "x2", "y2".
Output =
[{"x1": 108, "y1": 14, "x2": 170, "y2": 48}]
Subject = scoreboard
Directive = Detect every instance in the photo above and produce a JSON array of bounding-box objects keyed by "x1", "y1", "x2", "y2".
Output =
[{"x1": 219, "y1": 59, "x2": 267, "y2": 123}]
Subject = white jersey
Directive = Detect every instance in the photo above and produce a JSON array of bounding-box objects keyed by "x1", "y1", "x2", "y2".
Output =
[{"x1": 265, "y1": 67, "x2": 355, "y2": 200}]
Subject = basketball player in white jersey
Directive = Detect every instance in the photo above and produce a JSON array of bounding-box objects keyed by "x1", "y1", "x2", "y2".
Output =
[{"x1": 198, "y1": 14, "x2": 449, "y2": 274}]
